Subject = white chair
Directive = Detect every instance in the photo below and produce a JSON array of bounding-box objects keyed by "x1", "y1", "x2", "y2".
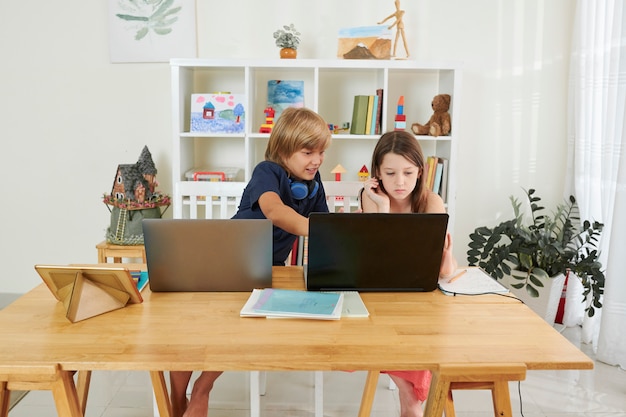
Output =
[
  {"x1": 323, "y1": 181, "x2": 364, "y2": 213},
  {"x1": 173, "y1": 180, "x2": 246, "y2": 220}
]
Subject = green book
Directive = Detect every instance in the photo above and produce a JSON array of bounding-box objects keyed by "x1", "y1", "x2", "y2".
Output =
[{"x1": 350, "y1": 95, "x2": 369, "y2": 134}]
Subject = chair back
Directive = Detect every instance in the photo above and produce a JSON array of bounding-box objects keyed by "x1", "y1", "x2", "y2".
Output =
[
  {"x1": 173, "y1": 181, "x2": 246, "y2": 219},
  {"x1": 322, "y1": 181, "x2": 363, "y2": 213}
]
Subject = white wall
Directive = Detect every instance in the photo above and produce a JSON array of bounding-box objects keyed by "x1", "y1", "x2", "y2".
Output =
[{"x1": 0, "y1": 0, "x2": 574, "y2": 293}]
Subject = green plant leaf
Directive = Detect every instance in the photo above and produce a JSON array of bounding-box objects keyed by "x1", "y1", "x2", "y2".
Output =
[{"x1": 525, "y1": 284, "x2": 539, "y2": 298}]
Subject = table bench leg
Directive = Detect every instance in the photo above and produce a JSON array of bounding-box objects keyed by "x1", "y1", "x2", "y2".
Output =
[
  {"x1": 424, "y1": 363, "x2": 527, "y2": 417},
  {"x1": 0, "y1": 364, "x2": 83, "y2": 417}
]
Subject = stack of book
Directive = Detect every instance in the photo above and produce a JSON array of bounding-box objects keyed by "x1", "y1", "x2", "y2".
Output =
[
  {"x1": 350, "y1": 89, "x2": 384, "y2": 135},
  {"x1": 424, "y1": 156, "x2": 449, "y2": 201}
]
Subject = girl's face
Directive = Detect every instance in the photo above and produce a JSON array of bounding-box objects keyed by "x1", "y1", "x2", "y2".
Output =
[
  {"x1": 285, "y1": 148, "x2": 325, "y2": 181},
  {"x1": 378, "y1": 153, "x2": 421, "y2": 201}
]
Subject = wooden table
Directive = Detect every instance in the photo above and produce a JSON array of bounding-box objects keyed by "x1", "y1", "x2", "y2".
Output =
[{"x1": 0, "y1": 266, "x2": 593, "y2": 417}]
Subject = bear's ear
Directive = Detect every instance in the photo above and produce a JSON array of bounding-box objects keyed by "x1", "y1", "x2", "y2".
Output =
[{"x1": 442, "y1": 94, "x2": 451, "y2": 107}]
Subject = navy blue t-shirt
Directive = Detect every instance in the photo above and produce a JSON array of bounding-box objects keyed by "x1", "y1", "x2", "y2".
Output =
[{"x1": 232, "y1": 161, "x2": 328, "y2": 265}]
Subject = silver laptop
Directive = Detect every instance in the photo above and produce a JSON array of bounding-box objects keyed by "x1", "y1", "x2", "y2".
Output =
[
  {"x1": 305, "y1": 213, "x2": 448, "y2": 292},
  {"x1": 142, "y1": 219, "x2": 273, "y2": 292}
]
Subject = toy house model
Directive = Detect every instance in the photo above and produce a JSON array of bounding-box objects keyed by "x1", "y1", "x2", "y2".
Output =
[
  {"x1": 109, "y1": 146, "x2": 160, "y2": 205},
  {"x1": 103, "y1": 146, "x2": 170, "y2": 245}
]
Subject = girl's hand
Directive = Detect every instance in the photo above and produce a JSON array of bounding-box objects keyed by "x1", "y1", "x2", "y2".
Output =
[{"x1": 363, "y1": 177, "x2": 390, "y2": 211}]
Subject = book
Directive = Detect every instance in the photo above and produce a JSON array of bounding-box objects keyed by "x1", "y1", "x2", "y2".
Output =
[
  {"x1": 190, "y1": 93, "x2": 246, "y2": 133},
  {"x1": 438, "y1": 268, "x2": 510, "y2": 296},
  {"x1": 240, "y1": 289, "x2": 344, "y2": 320},
  {"x1": 425, "y1": 156, "x2": 437, "y2": 190},
  {"x1": 130, "y1": 270, "x2": 149, "y2": 292},
  {"x1": 323, "y1": 291, "x2": 369, "y2": 317},
  {"x1": 432, "y1": 158, "x2": 444, "y2": 195},
  {"x1": 350, "y1": 95, "x2": 369, "y2": 135},
  {"x1": 368, "y1": 94, "x2": 379, "y2": 134},
  {"x1": 439, "y1": 157, "x2": 449, "y2": 201},
  {"x1": 365, "y1": 95, "x2": 375, "y2": 135},
  {"x1": 375, "y1": 88, "x2": 384, "y2": 134}
]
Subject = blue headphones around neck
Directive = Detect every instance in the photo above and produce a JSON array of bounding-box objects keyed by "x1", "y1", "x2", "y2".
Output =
[{"x1": 289, "y1": 178, "x2": 319, "y2": 200}]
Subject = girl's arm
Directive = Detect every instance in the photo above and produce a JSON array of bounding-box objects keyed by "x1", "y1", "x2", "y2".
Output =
[{"x1": 258, "y1": 191, "x2": 309, "y2": 236}]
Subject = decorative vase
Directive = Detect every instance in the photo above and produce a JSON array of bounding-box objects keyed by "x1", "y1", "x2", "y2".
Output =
[
  {"x1": 501, "y1": 273, "x2": 566, "y2": 325},
  {"x1": 280, "y1": 48, "x2": 297, "y2": 59}
]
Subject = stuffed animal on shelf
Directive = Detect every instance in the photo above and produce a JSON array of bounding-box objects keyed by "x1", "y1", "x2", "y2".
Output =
[{"x1": 411, "y1": 94, "x2": 451, "y2": 137}]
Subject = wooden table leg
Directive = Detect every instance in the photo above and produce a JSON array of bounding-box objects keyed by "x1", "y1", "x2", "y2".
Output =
[
  {"x1": 76, "y1": 370, "x2": 91, "y2": 415},
  {"x1": 50, "y1": 369, "x2": 83, "y2": 417},
  {"x1": 150, "y1": 371, "x2": 172, "y2": 417},
  {"x1": 0, "y1": 381, "x2": 9, "y2": 417},
  {"x1": 358, "y1": 370, "x2": 380, "y2": 417}
]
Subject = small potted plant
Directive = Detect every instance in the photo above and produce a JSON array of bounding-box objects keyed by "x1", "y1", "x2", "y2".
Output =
[
  {"x1": 273, "y1": 24, "x2": 301, "y2": 59},
  {"x1": 467, "y1": 188, "x2": 605, "y2": 321}
]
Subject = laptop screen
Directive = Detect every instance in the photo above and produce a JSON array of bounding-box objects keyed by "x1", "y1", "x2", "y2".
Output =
[
  {"x1": 306, "y1": 213, "x2": 448, "y2": 292},
  {"x1": 143, "y1": 219, "x2": 273, "y2": 292}
]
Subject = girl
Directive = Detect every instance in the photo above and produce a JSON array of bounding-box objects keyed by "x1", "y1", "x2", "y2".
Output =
[
  {"x1": 361, "y1": 130, "x2": 457, "y2": 417},
  {"x1": 170, "y1": 106, "x2": 332, "y2": 417}
]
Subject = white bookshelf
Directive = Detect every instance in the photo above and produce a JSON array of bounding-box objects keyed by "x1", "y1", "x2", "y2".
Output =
[{"x1": 170, "y1": 58, "x2": 461, "y2": 229}]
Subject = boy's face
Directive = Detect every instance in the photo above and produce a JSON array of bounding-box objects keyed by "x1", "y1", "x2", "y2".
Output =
[{"x1": 285, "y1": 148, "x2": 325, "y2": 181}]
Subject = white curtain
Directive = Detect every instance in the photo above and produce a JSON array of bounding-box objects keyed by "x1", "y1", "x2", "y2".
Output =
[{"x1": 566, "y1": 0, "x2": 626, "y2": 369}]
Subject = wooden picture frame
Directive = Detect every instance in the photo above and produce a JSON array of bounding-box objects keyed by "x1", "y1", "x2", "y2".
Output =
[{"x1": 34, "y1": 265, "x2": 143, "y2": 322}]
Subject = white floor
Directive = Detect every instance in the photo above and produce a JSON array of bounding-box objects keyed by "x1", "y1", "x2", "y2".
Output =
[{"x1": 7, "y1": 327, "x2": 626, "y2": 417}]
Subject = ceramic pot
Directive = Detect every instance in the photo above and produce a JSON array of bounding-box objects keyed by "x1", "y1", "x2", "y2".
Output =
[
  {"x1": 280, "y1": 48, "x2": 297, "y2": 59},
  {"x1": 501, "y1": 273, "x2": 566, "y2": 325}
]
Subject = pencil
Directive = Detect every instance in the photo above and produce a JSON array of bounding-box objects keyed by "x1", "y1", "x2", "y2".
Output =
[{"x1": 447, "y1": 269, "x2": 467, "y2": 283}]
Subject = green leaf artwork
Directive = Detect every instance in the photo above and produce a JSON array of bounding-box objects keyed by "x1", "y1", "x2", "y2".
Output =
[{"x1": 116, "y1": 0, "x2": 181, "y2": 41}]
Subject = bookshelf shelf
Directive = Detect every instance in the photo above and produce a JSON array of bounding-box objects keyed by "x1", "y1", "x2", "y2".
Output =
[{"x1": 170, "y1": 58, "x2": 461, "y2": 229}]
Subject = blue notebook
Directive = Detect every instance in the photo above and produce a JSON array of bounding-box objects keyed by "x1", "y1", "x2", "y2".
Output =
[{"x1": 241, "y1": 289, "x2": 343, "y2": 320}]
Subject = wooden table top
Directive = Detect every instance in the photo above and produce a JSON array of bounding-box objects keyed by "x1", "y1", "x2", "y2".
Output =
[{"x1": 0, "y1": 266, "x2": 592, "y2": 373}]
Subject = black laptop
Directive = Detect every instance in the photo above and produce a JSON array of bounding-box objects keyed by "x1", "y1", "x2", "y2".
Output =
[
  {"x1": 305, "y1": 213, "x2": 449, "y2": 292},
  {"x1": 142, "y1": 219, "x2": 273, "y2": 292}
]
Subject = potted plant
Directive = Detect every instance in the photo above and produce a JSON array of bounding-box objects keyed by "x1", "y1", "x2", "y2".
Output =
[
  {"x1": 273, "y1": 24, "x2": 300, "y2": 59},
  {"x1": 467, "y1": 188, "x2": 605, "y2": 321}
]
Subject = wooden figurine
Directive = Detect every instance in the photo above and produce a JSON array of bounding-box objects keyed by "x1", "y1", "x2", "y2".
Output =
[
  {"x1": 358, "y1": 165, "x2": 370, "y2": 182},
  {"x1": 378, "y1": 0, "x2": 410, "y2": 59},
  {"x1": 331, "y1": 164, "x2": 347, "y2": 181}
]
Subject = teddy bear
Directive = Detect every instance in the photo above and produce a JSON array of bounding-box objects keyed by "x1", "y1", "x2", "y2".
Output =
[{"x1": 411, "y1": 94, "x2": 451, "y2": 136}]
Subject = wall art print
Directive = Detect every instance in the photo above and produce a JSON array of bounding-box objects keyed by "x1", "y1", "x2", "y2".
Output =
[{"x1": 109, "y1": 0, "x2": 197, "y2": 63}]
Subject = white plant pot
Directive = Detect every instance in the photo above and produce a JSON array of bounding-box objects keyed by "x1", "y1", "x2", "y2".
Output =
[{"x1": 500, "y1": 273, "x2": 566, "y2": 325}]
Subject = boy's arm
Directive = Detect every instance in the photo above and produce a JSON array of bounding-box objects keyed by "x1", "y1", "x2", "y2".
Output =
[{"x1": 258, "y1": 191, "x2": 309, "y2": 236}]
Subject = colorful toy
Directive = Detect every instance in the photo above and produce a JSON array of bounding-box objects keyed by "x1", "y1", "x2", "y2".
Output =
[
  {"x1": 331, "y1": 164, "x2": 347, "y2": 181},
  {"x1": 358, "y1": 165, "x2": 370, "y2": 181},
  {"x1": 259, "y1": 107, "x2": 275, "y2": 133},
  {"x1": 411, "y1": 94, "x2": 451, "y2": 137},
  {"x1": 394, "y1": 96, "x2": 406, "y2": 131}
]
